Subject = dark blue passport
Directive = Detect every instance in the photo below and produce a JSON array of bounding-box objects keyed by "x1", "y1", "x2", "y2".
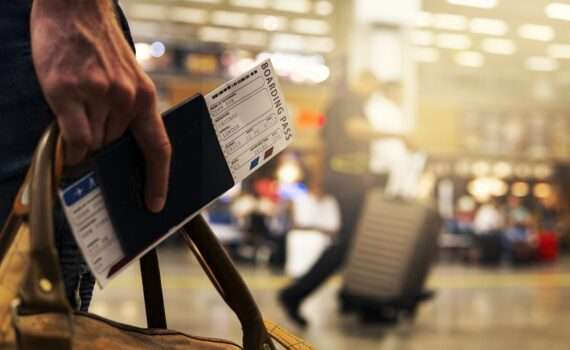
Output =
[{"x1": 91, "y1": 94, "x2": 235, "y2": 262}]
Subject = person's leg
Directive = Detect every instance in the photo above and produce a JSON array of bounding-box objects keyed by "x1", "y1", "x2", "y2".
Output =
[{"x1": 279, "y1": 187, "x2": 365, "y2": 327}]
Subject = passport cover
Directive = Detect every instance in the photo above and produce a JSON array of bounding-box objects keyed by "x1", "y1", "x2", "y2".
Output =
[{"x1": 92, "y1": 94, "x2": 235, "y2": 258}]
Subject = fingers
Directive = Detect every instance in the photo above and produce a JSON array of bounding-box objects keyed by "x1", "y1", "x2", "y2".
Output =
[
  {"x1": 130, "y1": 79, "x2": 171, "y2": 213},
  {"x1": 53, "y1": 102, "x2": 92, "y2": 165},
  {"x1": 103, "y1": 79, "x2": 136, "y2": 144}
]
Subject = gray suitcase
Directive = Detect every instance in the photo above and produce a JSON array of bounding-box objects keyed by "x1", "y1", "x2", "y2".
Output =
[{"x1": 340, "y1": 189, "x2": 441, "y2": 322}]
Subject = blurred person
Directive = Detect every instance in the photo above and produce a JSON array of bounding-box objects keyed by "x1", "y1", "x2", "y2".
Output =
[
  {"x1": 284, "y1": 168, "x2": 341, "y2": 282},
  {"x1": 504, "y1": 196, "x2": 536, "y2": 264},
  {"x1": 0, "y1": 1, "x2": 171, "y2": 311},
  {"x1": 278, "y1": 71, "x2": 411, "y2": 327},
  {"x1": 473, "y1": 198, "x2": 505, "y2": 265}
]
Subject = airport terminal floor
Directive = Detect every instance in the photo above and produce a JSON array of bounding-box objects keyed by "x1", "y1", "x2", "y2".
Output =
[{"x1": 92, "y1": 247, "x2": 570, "y2": 350}]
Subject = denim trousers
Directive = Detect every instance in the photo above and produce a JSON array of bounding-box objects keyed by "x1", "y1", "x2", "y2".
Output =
[{"x1": 0, "y1": 1, "x2": 133, "y2": 312}]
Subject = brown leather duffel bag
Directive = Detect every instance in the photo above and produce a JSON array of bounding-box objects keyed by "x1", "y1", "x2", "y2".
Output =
[{"x1": 0, "y1": 124, "x2": 313, "y2": 350}]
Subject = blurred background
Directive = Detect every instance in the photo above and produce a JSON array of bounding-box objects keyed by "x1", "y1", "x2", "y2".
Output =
[{"x1": 93, "y1": 0, "x2": 570, "y2": 349}]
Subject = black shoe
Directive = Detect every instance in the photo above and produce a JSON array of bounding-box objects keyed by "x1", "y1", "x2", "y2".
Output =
[{"x1": 278, "y1": 291, "x2": 308, "y2": 329}]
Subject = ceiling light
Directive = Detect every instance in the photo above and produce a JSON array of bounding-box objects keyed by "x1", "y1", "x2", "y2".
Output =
[
  {"x1": 230, "y1": 0, "x2": 268, "y2": 8},
  {"x1": 434, "y1": 13, "x2": 467, "y2": 31},
  {"x1": 448, "y1": 0, "x2": 497, "y2": 9},
  {"x1": 211, "y1": 11, "x2": 250, "y2": 28},
  {"x1": 273, "y1": 0, "x2": 311, "y2": 13},
  {"x1": 253, "y1": 15, "x2": 287, "y2": 31},
  {"x1": 415, "y1": 11, "x2": 434, "y2": 27},
  {"x1": 129, "y1": 4, "x2": 167, "y2": 20},
  {"x1": 482, "y1": 38, "x2": 516, "y2": 55},
  {"x1": 291, "y1": 18, "x2": 330, "y2": 35},
  {"x1": 135, "y1": 43, "x2": 152, "y2": 62},
  {"x1": 411, "y1": 30, "x2": 434, "y2": 46},
  {"x1": 415, "y1": 48, "x2": 440, "y2": 63},
  {"x1": 170, "y1": 8, "x2": 208, "y2": 24},
  {"x1": 198, "y1": 26, "x2": 233, "y2": 43},
  {"x1": 236, "y1": 30, "x2": 268, "y2": 46},
  {"x1": 436, "y1": 33, "x2": 471, "y2": 50},
  {"x1": 306, "y1": 37, "x2": 335, "y2": 52},
  {"x1": 455, "y1": 51, "x2": 485, "y2": 67},
  {"x1": 314, "y1": 1, "x2": 334, "y2": 16},
  {"x1": 546, "y1": 3, "x2": 570, "y2": 21},
  {"x1": 548, "y1": 44, "x2": 570, "y2": 59},
  {"x1": 526, "y1": 56, "x2": 559, "y2": 72},
  {"x1": 271, "y1": 33, "x2": 307, "y2": 51},
  {"x1": 470, "y1": 17, "x2": 508, "y2": 36},
  {"x1": 518, "y1": 24, "x2": 555, "y2": 41}
]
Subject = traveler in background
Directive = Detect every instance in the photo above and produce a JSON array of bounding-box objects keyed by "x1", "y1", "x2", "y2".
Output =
[{"x1": 278, "y1": 71, "x2": 412, "y2": 327}]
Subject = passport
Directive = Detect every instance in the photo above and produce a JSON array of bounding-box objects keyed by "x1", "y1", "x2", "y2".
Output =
[
  {"x1": 59, "y1": 59, "x2": 293, "y2": 286},
  {"x1": 93, "y1": 94, "x2": 234, "y2": 258}
]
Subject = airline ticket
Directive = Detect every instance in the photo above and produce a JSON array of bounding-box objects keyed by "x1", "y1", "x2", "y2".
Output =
[
  {"x1": 58, "y1": 59, "x2": 293, "y2": 287},
  {"x1": 205, "y1": 59, "x2": 293, "y2": 182}
]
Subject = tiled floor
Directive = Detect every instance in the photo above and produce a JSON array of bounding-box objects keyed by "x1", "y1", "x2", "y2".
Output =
[{"x1": 91, "y1": 249, "x2": 570, "y2": 349}]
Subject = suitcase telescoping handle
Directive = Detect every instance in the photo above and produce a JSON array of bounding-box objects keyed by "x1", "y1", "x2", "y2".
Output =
[{"x1": 12, "y1": 123, "x2": 311, "y2": 350}]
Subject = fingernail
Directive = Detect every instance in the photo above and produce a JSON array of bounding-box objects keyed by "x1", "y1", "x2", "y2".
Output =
[{"x1": 148, "y1": 196, "x2": 166, "y2": 213}]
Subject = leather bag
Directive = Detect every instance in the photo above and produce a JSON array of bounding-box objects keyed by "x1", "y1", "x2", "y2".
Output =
[{"x1": 0, "y1": 124, "x2": 313, "y2": 350}]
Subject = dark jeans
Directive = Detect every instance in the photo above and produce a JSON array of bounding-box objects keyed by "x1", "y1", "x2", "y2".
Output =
[
  {"x1": 281, "y1": 175, "x2": 367, "y2": 305},
  {"x1": 0, "y1": 1, "x2": 133, "y2": 311}
]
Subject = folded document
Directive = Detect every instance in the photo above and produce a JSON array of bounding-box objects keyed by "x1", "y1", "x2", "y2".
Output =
[{"x1": 58, "y1": 59, "x2": 293, "y2": 286}]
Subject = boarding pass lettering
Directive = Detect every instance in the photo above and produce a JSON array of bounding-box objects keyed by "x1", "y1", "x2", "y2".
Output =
[{"x1": 205, "y1": 59, "x2": 294, "y2": 182}]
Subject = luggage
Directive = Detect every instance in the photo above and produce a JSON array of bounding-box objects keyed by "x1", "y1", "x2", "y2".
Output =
[
  {"x1": 537, "y1": 230, "x2": 559, "y2": 262},
  {"x1": 0, "y1": 125, "x2": 312, "y2": 350},
  {"x1": 475, "y1": 232, "x2": 503, "y2": 266},
  {"x1": 339, "y1": 189, "x2": 441, "y2": 322}
]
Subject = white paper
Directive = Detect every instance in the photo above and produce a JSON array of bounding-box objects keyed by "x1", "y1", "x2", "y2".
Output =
[
  {"x1": 205, "y1": 59, "x2": 294, "y2": 182},
  {"x1": 59, "y1": 59, "x2": 293, "y2": 287},
  {"x1": 58, "y1": 173, "x2": 124, "y2": 287}
]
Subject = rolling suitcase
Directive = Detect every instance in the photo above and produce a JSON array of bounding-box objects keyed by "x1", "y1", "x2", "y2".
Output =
[{"x1": 339, "y1": 188, "x2": 441, "y2": 323}]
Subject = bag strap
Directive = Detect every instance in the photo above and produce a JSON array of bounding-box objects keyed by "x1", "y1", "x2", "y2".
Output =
[
  {"x1": 179, "y1": 218, "x2": 314, "y2": 350},
  {"x1": 139, "y1": 249, "x2": 167, "y2": 329},
  {"x1": 12, "y1": 123, "x2": 73, "y2": 350}
]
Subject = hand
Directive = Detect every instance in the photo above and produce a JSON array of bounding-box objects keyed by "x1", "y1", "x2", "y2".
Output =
[{"x1": 31, "y1": 0, "x2": 171, "y2": 212}]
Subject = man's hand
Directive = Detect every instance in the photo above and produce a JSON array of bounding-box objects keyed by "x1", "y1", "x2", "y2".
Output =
[{"x1": 31, "y1": 0, "x2": 171, "y2": 212}]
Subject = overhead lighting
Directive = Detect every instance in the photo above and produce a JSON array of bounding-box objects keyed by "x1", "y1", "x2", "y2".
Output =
[
  {"x1": 455, "y1": 51, "x2": 485, "y2": 67},
  {"x1": 253, "y1": 15, "x2": 287, "y2": 31},
  {"x1": 271, "y1": 33, "x2": 307, "y2": 51},
  {"x1": 548, "y1": 44, "x2": 570, "y2": 59},
  {"x1": 415, "y1": 47, "x2": 440, "y2": 63},
  {"x1": 135, "y1": 43, "x2": 152, "y2": 62},
  {"x1": 170, "y1": 8, "x2": 208, "y2": 24},
  {"x1": 306, "y1": 37, "x2": 335, "y2": 53},
  {"x1": 291, "y1": 18, "x2": 330, "y2": 35},
  {"x1": 434, "y1": 13, "x2": 467, "y2": 31},
  {"x1": 436, "y1": 33, "x2": 471, "y2": 50},
  {"x1": 518, "y1": 24, "x2": 555, "y2": 42},
  {"x1": 211, "y1": 11, "x2": 250, "y2": 28},
  {"x1": 448, "y1": 0, "x2": 497, "y2": 9},
  {"x1": 314, "y1": 1, "x2": 334, "y2": 16},
  {"x1": 470, "y1": 17, "x2": 508, "y2": 36},
  {"x1": 482, "y1": 38, "x2": 516, "y2": 55},
  {"x1": 236, "y1": 30, "x2": 268, "y2": 46},
  {"x1": 526, "y1": 56, "x2": 559, "y2": 72},
  {"x1": 512, "y1": 182, "x2": 529, "y2": 197},
  {"x1": 411, "y1": 30, "x2": 434, "y2": 46},
  {"x1": 415, "y1": 11, "x2": 434, "y2": 27},
  {"x1": 150, "y1": 41, "x2": 166, "y2": 58},
  {"x1": 273, "y1": 0, "x2": 311, "y2": 13},
  {"x1": 546, "y1": 3, "x2": 570, "y2": 21},
  {"x1": 230, "y1": 0, "x2": 268, "y2": 8},
  {"x1": 198, "y1": 26, "x2": 233, "y2": 43},
  {"x1": 129, "y1": 4, "x2": 167, "y2": 20}
]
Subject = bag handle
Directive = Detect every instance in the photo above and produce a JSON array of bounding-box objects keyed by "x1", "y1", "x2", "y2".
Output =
[
  {"x1": 13, "y1": 123, "x2": 73, "y2": 350},
  {"x1": 179, "y1": 222, "x2": 314, "y2": 350},
  {"x1": 13, "y1": 124, "x2": 312, "y2": 350}
]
